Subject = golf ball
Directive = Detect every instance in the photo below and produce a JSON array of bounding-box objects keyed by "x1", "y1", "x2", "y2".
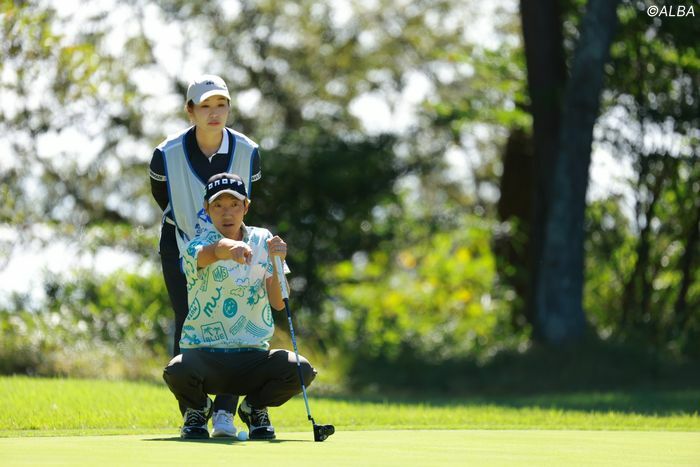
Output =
[{"x1": 237, "y1": 430, "x2": 249, "y2": 441}]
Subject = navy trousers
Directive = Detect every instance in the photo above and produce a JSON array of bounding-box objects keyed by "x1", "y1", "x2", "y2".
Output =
[{"x1": 163, "y1": 349, "x2": 316, "y2": 411}]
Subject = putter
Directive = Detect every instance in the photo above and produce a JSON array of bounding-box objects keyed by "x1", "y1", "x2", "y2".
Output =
[{"x1": 274, "y1": 255, "x2": 335, "y2": 442}]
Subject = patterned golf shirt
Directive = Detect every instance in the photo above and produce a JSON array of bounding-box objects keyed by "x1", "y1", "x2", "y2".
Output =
[{"x1": 180, "y1": 224, "x2": 288, "y2": 351}]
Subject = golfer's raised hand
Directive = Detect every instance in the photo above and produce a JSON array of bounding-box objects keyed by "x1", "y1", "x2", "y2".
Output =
[
  {"x1": 215, "y1": 238, "x2": 252, "y2": 264},
  {"x1": 267, "y1": 236, "x2": 287, "y2": 261}
]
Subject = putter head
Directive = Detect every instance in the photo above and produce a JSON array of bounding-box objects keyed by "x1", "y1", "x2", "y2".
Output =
[{"x1": 313, "y1": 424, "x2": 335, "y2": 442}]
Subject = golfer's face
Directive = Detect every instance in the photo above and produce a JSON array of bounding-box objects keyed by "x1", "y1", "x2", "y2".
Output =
[
  {"x1": 208, "y1": 194, "x2": 247, "y2": 237},
  {"x1": 191, "y1": 95, "x2": 229, "y2": 131}
]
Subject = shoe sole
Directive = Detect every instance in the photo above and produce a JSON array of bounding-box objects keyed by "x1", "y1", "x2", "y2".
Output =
[
  {"x1": 249, "y1": 428, "x2": 276, "y2": 440},
  {"x1": 211, "y1": 431, "x2": 237, "y2": 438}
]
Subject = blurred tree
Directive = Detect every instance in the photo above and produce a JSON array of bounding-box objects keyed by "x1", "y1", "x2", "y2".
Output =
[
  {"x1": 508, "y1": 0, "x2": 620, "y2": 344},
  {"x1": 148, "y1": 0, "x2": 506, "y2": 336},
  {"x1": 500, "y1": 0, "x2": 567, "y2": 333},
  {"x1": 2, "y1": 0, "x2": 521, "y2": 358},
  {"x1": 507, "y1": 0, "x2": 699, "y2": 352},
  {"x1": 585, "y1": 0, "x2": 700, "y2": 355},
  {"x1": 494, "y1": 128, "x2": 533, "y2": 329},
  {"x1": 0, "y1": 1, "x2": 159, "y2": 265},
  {"x1": 532, "y1": 0, "x2": 621, "y2": 344}
]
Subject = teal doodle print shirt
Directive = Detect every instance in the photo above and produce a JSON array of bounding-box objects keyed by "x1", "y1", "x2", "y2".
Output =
[{"x1": 181, "y1": 224, "x2": 287, "y2": 350}]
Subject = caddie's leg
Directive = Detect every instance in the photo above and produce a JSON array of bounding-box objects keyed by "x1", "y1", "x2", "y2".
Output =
[
  {"x1": 211, "y1": 393, "x2": 239, "y2": 438},
  {"x1": 159, "y1": 252, "x2": 188, "y2": 357},
  {"x1": 160, "y1": 247, "x2": 191, "y2": 416},
  {"x1": 213, "y1": 394, "x2": 238, "y2": 412}
]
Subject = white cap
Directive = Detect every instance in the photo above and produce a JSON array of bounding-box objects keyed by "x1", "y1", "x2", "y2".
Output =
[{"x1": 186, "y1": 74, "x2": 231, "y2": 105}]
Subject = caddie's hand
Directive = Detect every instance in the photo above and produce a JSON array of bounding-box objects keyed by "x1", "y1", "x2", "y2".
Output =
[
  {"x1": 267, "y1": 236, "x2": 287, "y2": 261},
  {"x1": 215, "y1": 238, "x2": 252, "y2": 265}
]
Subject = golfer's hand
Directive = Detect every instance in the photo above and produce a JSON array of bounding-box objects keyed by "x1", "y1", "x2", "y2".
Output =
[
  {"x1": 267, "y1": 236, "x2": 287, "y2": 261},
  {"x1": 215, "y1": 238, "x2": 252, "y2": 264}
]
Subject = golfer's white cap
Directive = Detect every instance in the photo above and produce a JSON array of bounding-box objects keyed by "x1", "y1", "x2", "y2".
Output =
[{"x1": 186, "y1": 74, "x2": 231, "y2": 105}]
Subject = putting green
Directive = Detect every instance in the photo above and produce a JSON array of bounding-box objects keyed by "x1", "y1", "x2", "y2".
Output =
[{"x1": 2, "y1": 430, "x2": 699, "y2": 466}]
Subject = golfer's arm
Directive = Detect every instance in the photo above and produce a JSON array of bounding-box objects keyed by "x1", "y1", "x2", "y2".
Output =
[
  {"x1": 197, "y1": 243, "x2": 219, "y2": 268},
  {"x1": 266, "y1": 273, "x2": 286, "y2": 311}
]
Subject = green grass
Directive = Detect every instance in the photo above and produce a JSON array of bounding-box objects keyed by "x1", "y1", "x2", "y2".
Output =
[
  {"x1": 1, "y1": 376, "x2": 699, "y2": 465},
  {"x1": 1, "y1": 431, "x2": 699, "y2": 466},
  {"x1": 1, "y1": 375, "x2": 698, "y2": 435}
]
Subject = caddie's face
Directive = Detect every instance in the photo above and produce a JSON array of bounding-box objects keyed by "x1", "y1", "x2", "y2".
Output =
[
  {"x1": 189, "y1": 95, "x2": 230, "y2": 131},
  {"x1": 206, "y1": 193, "x2": 248, "y2": 238}
]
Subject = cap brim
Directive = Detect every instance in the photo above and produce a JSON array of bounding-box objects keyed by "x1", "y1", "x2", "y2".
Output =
[
  {"x1": 208, "y1": 189, "x2": 246, "y2": 203},
  {"x1": 193, "y1": 90, "x2": 231, "y2": 105}
]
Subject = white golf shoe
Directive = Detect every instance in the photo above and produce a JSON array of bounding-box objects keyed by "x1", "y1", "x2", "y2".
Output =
[{"x1": 211, "y1": 410, "x2": 237, "y2": 438}]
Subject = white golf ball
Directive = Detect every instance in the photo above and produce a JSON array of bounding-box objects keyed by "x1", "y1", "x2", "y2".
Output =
[{"x1": 237, "y1": 430, "x2": 249, "y2": 441}]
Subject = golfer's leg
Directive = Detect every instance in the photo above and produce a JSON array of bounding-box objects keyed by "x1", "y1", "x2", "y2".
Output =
[
  {"x1": 162, "y1": 351, "x2": 211, "y2": 410},
  {"x1": 245, "y1": 349, "x2": 317, "y2": 408}
]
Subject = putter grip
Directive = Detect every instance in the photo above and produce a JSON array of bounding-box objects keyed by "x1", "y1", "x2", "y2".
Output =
[{"x1": 274, "y1": 255, "x2": 290, "y2": 299}]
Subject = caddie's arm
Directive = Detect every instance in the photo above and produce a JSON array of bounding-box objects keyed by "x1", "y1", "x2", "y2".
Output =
[
  {"x1": 266, "y1": 235, "x2": 288, "y2": 311},
  {"x1": 197, "y1": 238, "x2": 252, "y2": 268}
]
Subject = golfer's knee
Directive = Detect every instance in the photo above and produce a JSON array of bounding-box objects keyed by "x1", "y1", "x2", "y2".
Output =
[
  {"x1": 298, "y1": 358, "x2": 317, "y2": 387},
  {"x1": 279, "y1": 351, "x2": 316, "y2": 385},
  {"x1": 162, "y1": 354, "x2": 188, "y2": 387}
]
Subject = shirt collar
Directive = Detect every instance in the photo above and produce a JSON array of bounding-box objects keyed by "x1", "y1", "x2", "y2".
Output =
[
  {"x1": 215, "y1": 128, "x2": 229, "y2": 155},
  {"x1": 185, "y1": 126, "x2": 229, "y2": 159}
]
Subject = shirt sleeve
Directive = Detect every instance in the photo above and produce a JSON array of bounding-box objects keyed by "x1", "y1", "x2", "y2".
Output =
[
  {"x1": 250, "y1": 147, "x2": 262, "y2": 182},
  {"x1": 182, "y1": 238, "x2": 207, "y2": 287},
  {"x1": 149, "y1": 148, "x2": 169, "y2": 212}
]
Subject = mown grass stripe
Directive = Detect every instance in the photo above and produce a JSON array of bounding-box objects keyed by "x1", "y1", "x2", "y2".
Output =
[{"x1": 1, "y1": 376, "x2": 698, "y2": 436}]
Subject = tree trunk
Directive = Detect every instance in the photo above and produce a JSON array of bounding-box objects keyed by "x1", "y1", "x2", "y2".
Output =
[
  {"x1": 519, "y1": 0, "x2": 566, "y2": 328},
  {"x1": 533, "y1": 0, "x2": 620, "y2": 344},
  {"x1": 496, "y1": 129, "x2": 534, "y2": 328}
]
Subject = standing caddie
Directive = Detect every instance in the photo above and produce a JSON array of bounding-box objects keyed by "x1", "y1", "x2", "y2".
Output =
[{"x1": 149, "y1": 74, "x2": 261, "y2": 437}]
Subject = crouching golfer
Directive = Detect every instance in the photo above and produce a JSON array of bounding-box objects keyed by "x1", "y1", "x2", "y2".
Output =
[{"x1": 163, "y1": 172, "x2": 316, "y2": 440}]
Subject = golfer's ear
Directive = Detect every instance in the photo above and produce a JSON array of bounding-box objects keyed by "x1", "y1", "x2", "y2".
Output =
[{"x1": 204, "y1": 201, "x2": 210, "y2": 213}]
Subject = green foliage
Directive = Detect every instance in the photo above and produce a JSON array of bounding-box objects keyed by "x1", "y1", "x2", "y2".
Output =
[
  {"x1": 246, "y1": 127, "x2": 400, "y2": 318},
  {"x1": 581, "y1": 0, "x2": 700, "y2": 356},
  {"x1": 0, "y1": 270, "x2": 170, "y2": 380},
  {"x1": 2, "y1": 0, "x2": 698, "y2": 389},
  {"x1": 585, "y1": 174, "x2": 700, "y2": 357},
  {"x1": 0, "y1": 1, "x2": 154, "y2": 225},
  {"x1": 584, "y1": 197, "x2": 636, "y2": 332},
  {"x1": 325, "y1": 216, "x2": 523, "y2": 385}
]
